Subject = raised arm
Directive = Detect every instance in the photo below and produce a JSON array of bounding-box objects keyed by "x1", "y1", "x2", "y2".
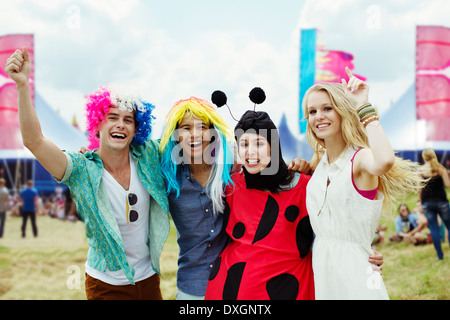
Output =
[
  {"x1": 342, "y1": 67, "x2": 394, "y2": 179},
  {"x1": 440, "y1": 166, "x2": 450, "y2": 188},
  {"x1": 5, "y1": 47, "x2": 67, "y2": 180}
]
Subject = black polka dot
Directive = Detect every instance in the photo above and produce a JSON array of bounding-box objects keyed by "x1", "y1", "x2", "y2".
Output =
[
  {"x1": 285, "y1": 205, "x2": 300, "y2": 222},
  {"x1": 232, "y1": 222, "x2": 245, "y2": 239},
  {"x1": 266, "y1": 273, "x2": 299, "y2": 300},
  {"x1": 296, "y1": 216, "x2": 314, "y2": 258},
  {"x1": 252, "y1": 195, "x2": 279, "y2": 244},
  {"x1": 223, "y1": 262, "x2": 246, "y2": 300}
]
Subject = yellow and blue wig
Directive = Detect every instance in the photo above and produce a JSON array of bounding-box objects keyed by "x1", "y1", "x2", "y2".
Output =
[{"x1": 159, "y1": 97, "x2": 235, "y2": 214}]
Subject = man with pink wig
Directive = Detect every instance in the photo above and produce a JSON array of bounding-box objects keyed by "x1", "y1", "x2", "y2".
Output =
[{"x1": 5, "y1": 47, "x2": 170, "y2": 300}]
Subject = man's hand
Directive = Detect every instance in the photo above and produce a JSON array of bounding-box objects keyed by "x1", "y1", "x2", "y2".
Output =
[
  {"x1": 5, "y1": 46, "x2": 67, "y2": 181},
  {"x1": 287, "y1": 158, "x2": 313, "y2": 175},
  {"x1": 5, "y1": 47, "x2": 31, "y2": 87}
]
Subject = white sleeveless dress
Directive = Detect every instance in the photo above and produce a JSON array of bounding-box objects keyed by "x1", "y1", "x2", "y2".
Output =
[{"x1": 306, "y1": 147, "x2": 389, "y2": 300}]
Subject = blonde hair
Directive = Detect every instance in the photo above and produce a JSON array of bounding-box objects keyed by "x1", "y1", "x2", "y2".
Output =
[
  {"x1": 302, "y1": 82, "x2": 425, "y2": 214},
  {"x1": 422, "y1": 148, "x2": 444, "y2": 175}
]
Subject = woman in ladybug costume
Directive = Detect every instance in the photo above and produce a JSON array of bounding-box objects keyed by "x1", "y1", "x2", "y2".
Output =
[{"x1": 204, "y1": 88, "x2": 315, "y2": 300}]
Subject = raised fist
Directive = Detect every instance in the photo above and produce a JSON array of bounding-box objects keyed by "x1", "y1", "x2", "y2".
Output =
[{"x1": 5, "y1": 46, "x2": 31, "y2": 87}]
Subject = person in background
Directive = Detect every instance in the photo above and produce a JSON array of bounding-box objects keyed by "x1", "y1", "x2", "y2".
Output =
[
  {"x1": 19, "y1": 180, "x2": 39, "y2": 238},
  {"x1": 390, "y1": 203, "x2": 429, "y2": 244},
  {"x1": 419, "y1": 148, "x2": 450, "y2": 260},
  {"x1": 0, "y1": 178, "x2": 9, "y2": 238},
  {"x1": 371, "y1": 224, "x2": 387, "y2": 246}
]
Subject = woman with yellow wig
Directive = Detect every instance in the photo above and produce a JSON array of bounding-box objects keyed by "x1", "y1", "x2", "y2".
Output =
[{"x1": 159, "y1": 97, "x2": 235, "y2": 299}]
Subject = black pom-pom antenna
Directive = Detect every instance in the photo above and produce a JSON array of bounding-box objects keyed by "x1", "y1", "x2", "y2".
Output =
[
  {"x1": 211, "y1": 87, "x2": 266, "y2": 121},
  {"x1": 249, "y1": 87, "x2": 266, "y2": 105},
  {"x1": 211, "y1": 90, "x2": 238, "y2": 121},
  {"x1": 211, "y1": 90, "x2": 227, "y2": 108}
]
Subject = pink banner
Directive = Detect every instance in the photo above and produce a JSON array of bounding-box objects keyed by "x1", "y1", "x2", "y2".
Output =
[
  {"x1": 0, "y1": 34, "x2": 34, "y2": 150},
  {"x1": 315, "y1": 50, "x2": 366, "y2": 83},
  {"x1": 426, "y1": 118, "x2": 450, "y2": 141},
  {"x1": 416, "y1": 26, "x2": 450, "y2": 121}
]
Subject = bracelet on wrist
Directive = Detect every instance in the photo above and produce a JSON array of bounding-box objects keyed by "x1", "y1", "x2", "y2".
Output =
[
  {"x1": 361, "y1": 115, "x2": 379, "y2": 128},
  {"x1": 357, "y1": 102, "x2": 379, "y2": 124},
  {"x1": 356, "y1": 102, "x2": 372, "y2": 113}
]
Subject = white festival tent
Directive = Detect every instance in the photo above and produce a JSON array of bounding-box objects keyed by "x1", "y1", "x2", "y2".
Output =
[{"x1": 379, "y1": 83, "x2": 450, "y2": 162}]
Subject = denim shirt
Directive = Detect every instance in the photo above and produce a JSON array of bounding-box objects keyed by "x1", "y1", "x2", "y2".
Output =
[
  {"x1": 56, "y1": 140, "x2": 170, "y2": 285},
  {"x1": 168, "y1": 164, "x2": 229, "y2": 296}
]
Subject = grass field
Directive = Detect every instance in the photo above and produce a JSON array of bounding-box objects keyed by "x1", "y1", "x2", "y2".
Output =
[
  {"x1": 0, "y1": 195, "x2": 449, "y2": 300},
  {"x1": 0, "y1": 215, "x2": 178, "y2": 300}
]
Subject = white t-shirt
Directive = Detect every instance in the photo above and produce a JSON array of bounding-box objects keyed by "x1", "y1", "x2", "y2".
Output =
[
  {"x1": 0, "y1": 187, "x2": 9, "y2": 212},
  {"x1": 85, "y1": 154, "x2": 155, "y2": 285}
]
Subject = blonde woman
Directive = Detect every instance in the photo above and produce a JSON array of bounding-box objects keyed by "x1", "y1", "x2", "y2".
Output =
[
  {"x1": 419, "y1": 148, "x2": 450, "y2": 260},
  {"x1": 303, "y1": 68, "x2": 423, "y2": 299}
]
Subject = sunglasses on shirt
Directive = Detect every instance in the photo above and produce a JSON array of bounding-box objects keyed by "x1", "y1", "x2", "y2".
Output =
[{"x1": 127, "y1": 193, "x2": 139, "y2": 223}]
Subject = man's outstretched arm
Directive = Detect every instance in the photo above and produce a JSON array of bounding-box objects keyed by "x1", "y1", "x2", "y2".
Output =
[{"x1": 5, "y1": 47, "x2": 67, "y2": 180}]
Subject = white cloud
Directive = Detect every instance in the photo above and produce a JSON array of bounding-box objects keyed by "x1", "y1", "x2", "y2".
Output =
[{"x1": 77, "y1": 0, "x2": 140, "y2": 22}]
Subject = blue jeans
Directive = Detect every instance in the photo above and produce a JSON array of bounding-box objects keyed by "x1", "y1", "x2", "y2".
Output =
[{"x1": 422, "y1": 201, "x2": 450, "y2": 259}]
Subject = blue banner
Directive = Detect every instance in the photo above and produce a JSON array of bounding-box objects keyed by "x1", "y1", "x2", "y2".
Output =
[{"x1": 299, "y1": 29, "x2": 316, "y2": 134}]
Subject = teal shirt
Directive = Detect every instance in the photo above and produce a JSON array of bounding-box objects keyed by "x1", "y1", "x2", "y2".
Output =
[{"x1": 57, "y1": 140, "x2": 169, "y2": 284}]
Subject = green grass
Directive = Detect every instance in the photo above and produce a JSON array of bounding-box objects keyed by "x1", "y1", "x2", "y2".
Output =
[
  {"x1": 0, "y1": 215, "x2": 178, "y2": 300},
  {"x1": 0, "y1": 192, "x2": 449, "y2": 300},
  {"x1": 373, "y1": 240, "x2": 449, "y2": 299},
  {"x1": 374, "y1": 188, "x2": 450, "y2": 300}
]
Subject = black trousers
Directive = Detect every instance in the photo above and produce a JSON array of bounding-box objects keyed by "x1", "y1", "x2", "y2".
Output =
[
  {"x1": 21, "y1": 210, "x2": 38, "y2": 237},
  {"x1": 0, "y1": 211, "x2": 5, "y2": 237}
]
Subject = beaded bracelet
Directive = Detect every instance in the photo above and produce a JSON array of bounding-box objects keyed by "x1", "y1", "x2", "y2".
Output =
[
  {"x1": 361, "y1": 115, "x2": 379, "y2": 128},
  {"x1": 357, "y1": 102, "x2": 379, "y2": 125}
]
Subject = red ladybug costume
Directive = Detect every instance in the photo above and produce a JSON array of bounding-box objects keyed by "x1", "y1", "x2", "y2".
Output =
[{"x1": 205, "y1": 172, "x2": 315, "y2": 300}]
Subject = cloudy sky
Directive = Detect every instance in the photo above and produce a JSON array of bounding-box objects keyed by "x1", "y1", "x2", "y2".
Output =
[{"x1": 1, "y1": 0, "x2": 449, "y2": 138}]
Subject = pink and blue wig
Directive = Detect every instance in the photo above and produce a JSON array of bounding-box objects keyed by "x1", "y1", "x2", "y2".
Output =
[
  {"x1": 85, "y1": 87, "x2": 155, "y2": 149},
  {"x1": 159, "y1": 97, "x2": 235, "y2": 214}
]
